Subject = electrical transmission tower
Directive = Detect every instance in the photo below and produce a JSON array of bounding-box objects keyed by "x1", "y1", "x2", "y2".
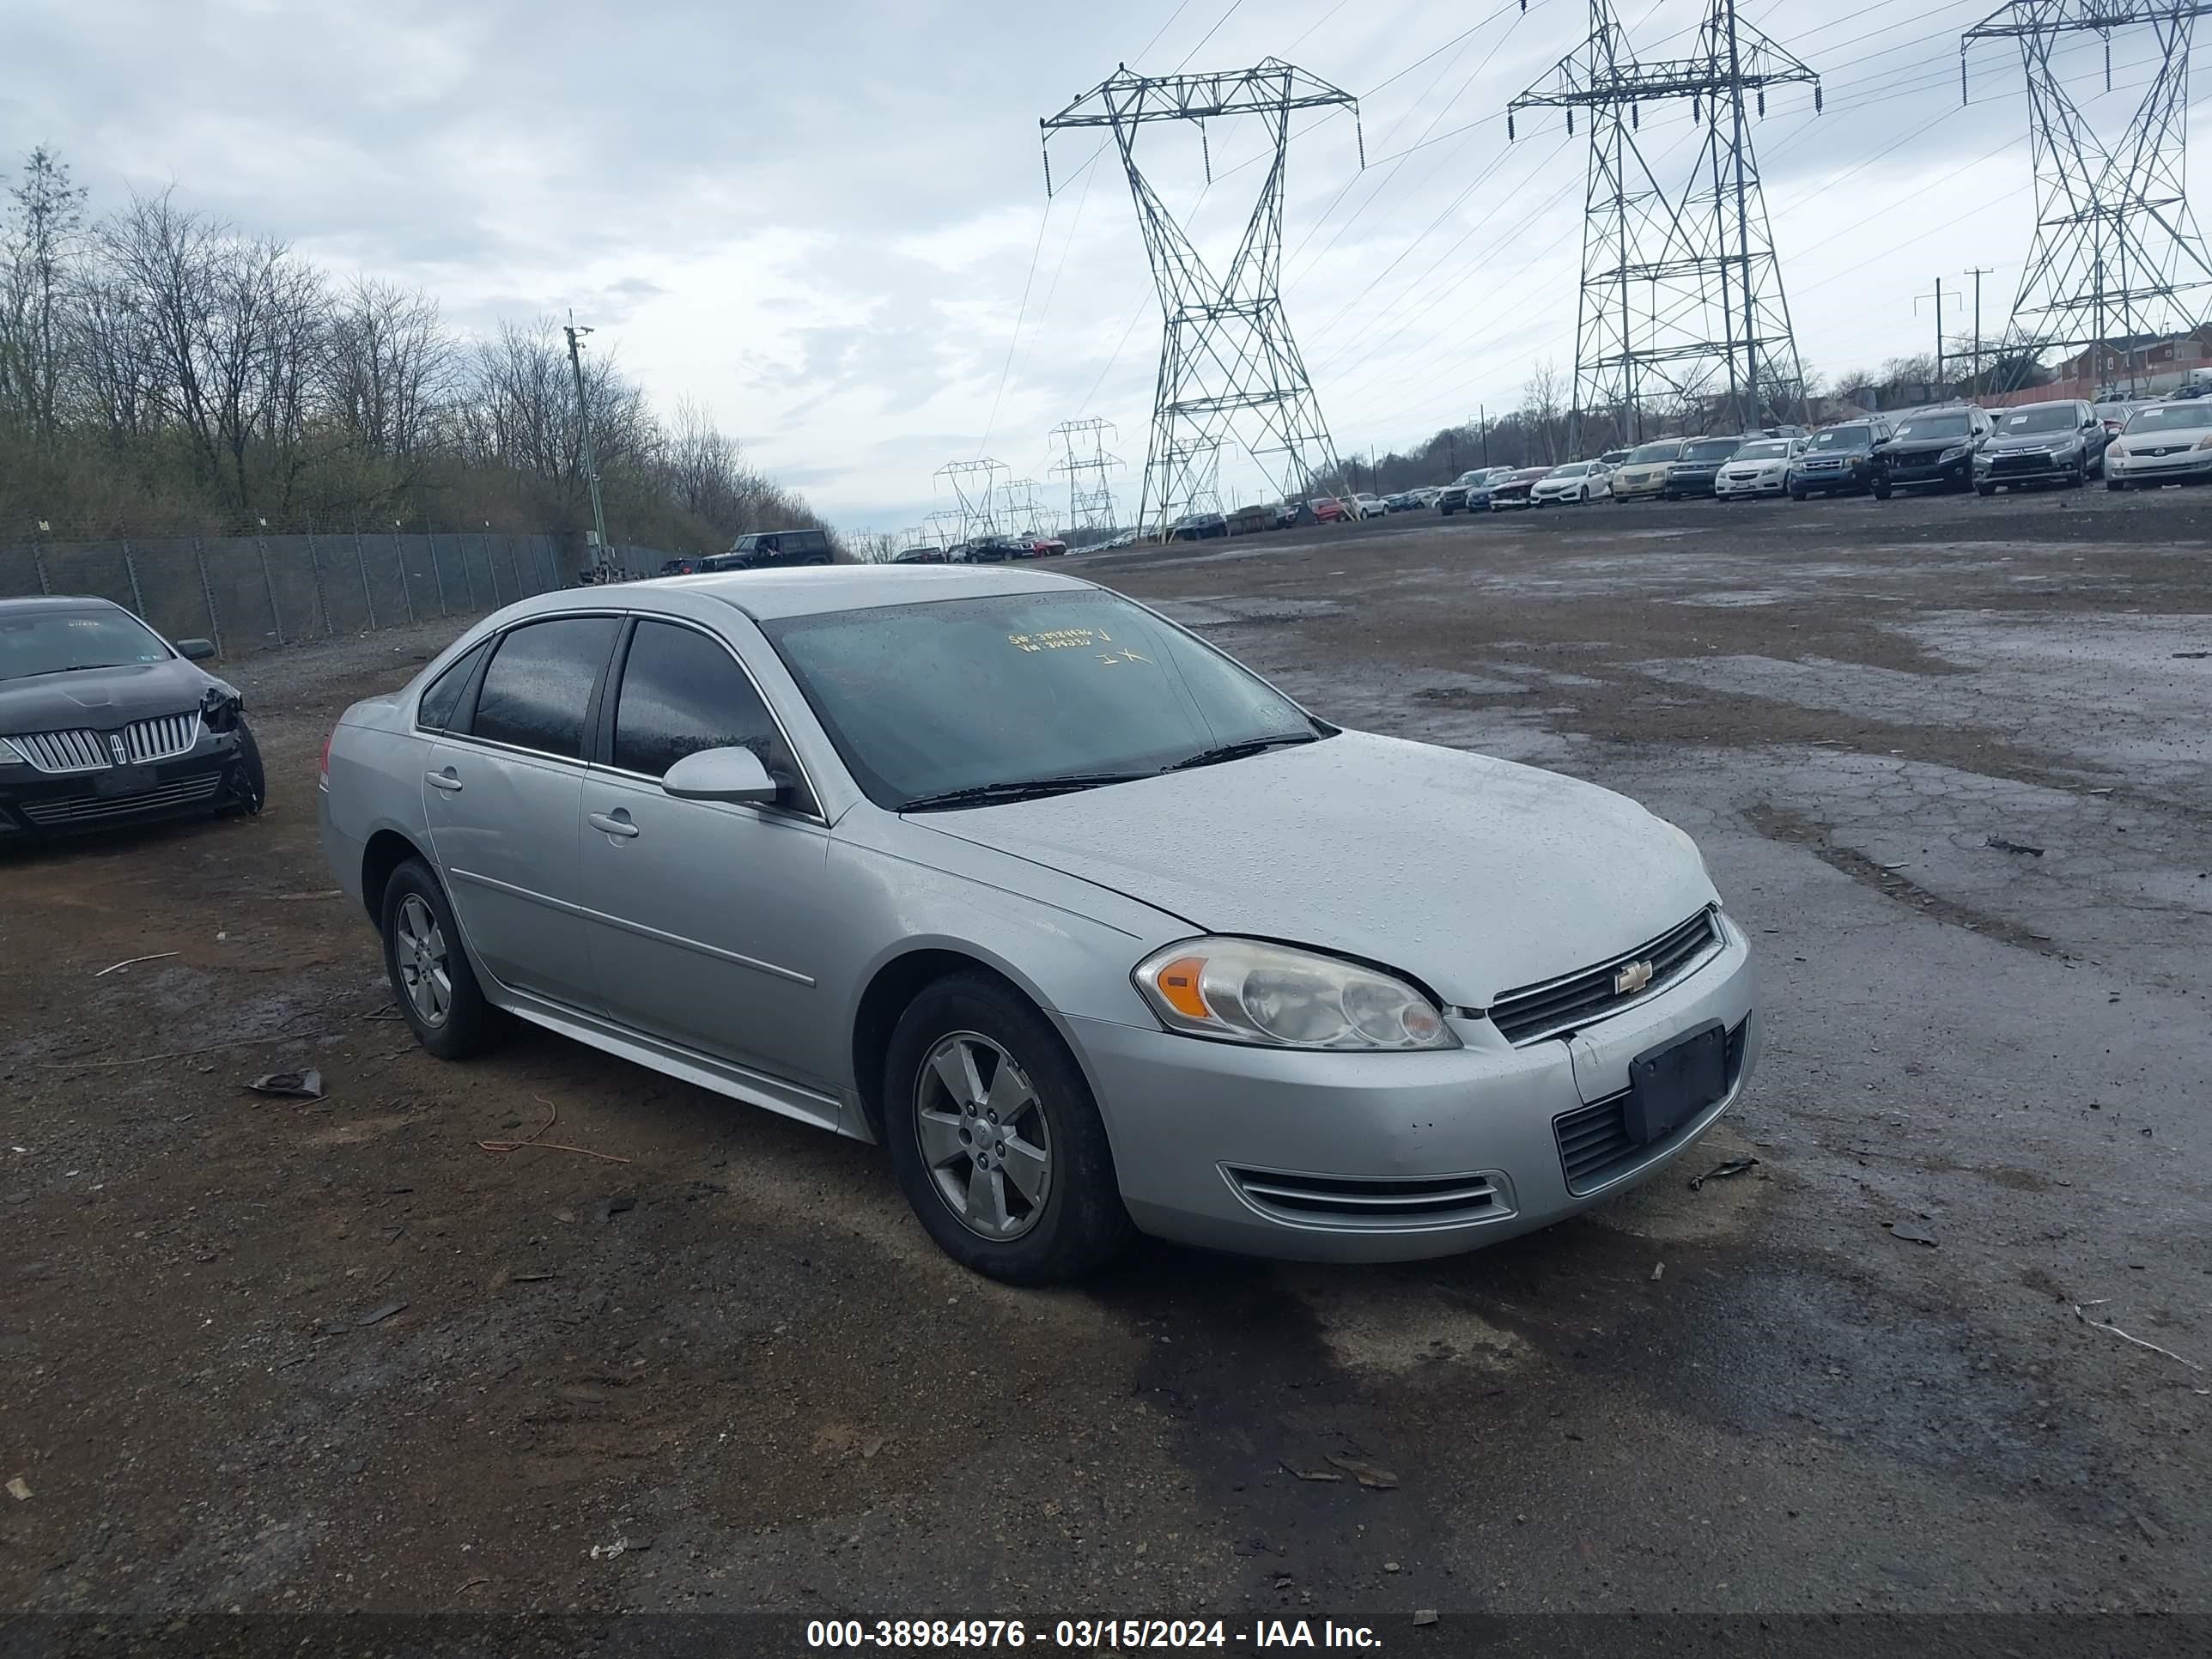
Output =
[
  {"x1": 1042, "y1": 60, "x2": 1360, "y2": 537},
  {"x1": 1511, "y1": 0, "x2": 1820, "y2": 444},
  {"x1": 1049, "y1": 417, "x2": 1124, "y2": 532},
  {"x1": 935, "y1": 459, "x2": 1009, "y2": 541},
  {"x1": 1964, "y1": 0, "x2": 2212, "y2": 394},
  {"x1": 924, "y1": 508, "x2": 965, "y2": 550},
  {"x1": 1001, "y1": 477, "x2": 1048, "y2": 538}
]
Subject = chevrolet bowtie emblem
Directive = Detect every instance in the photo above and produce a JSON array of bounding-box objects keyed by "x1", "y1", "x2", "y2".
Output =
[{"x1": 1613, "y1": 959, "x2": 1655, "y2": 995}]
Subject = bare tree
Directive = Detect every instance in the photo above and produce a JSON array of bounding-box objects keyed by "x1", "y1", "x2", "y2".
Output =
[
  {"x1": 0, "y1": 146, "x2": 90, "y2": 441},
  {"x1": 1522, "y1": 359, "x2": 1567, "y2": 464},
  {"x1": 324, "y1": 276, "x2": 451, "y2": 462}
]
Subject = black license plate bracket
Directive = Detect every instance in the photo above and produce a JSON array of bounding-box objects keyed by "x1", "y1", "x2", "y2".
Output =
[
  {"x1": 1624, "y1": 1019, "x2": 1728, "y2": 1146},
  {"x1": 93, "y1": 765, "x2": 156, "y2": 799}
]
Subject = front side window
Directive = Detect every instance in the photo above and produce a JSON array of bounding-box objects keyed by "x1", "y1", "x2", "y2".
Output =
[
  {"x1": 765, "y1": 590, "x2": 1322, "y2": 811},
  {"x1": 470, "y1": 616, "x2": 619, "y2": 759},
  {"x1": 612, "y1": 621, "x2": 814, "y2": 811},
  {"x1": 0, "y1": 608, "x2": 170, "y2": 682}
]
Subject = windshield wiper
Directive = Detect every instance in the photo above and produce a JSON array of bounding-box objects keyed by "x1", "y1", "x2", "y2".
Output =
[
  {"x1": 900, "y1": 773, "x2": 1153, "y2": 811},
  {"x1": 1162, "y1": 732, "x2": 1321, "y2": 773}
]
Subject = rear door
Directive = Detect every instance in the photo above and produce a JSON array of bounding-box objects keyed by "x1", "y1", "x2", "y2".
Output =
[
  {"x1": 575, "y1": 617, "x2": 843, "y2": 1115},
  {"x1": 422, "y1": 613, "x2": 619, "y2": 1014}
]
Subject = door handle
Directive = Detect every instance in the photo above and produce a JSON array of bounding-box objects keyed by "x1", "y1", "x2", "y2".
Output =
[
  {"x1": 588, "y1": 810, "x2": 641, "y2": 840},
  {"x1": 427, "y1": 769, "x2": 464, "y2": 793}
]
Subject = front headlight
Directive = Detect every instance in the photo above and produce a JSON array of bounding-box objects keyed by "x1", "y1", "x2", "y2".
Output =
[
  {"x1": 1133, "y1": 938, "x2": 1459, "y2": 1051},
  {"x1": 2196, "y1": 434, "x2": 2212, "y2": 451},
  {"x1": 0, "y1": 736, "x2": 26, "y2": 767},
  {"x1": 1939, "y1": 444, "x2": 1971, "y2": 463},
  {"x1": 198, "y1": 682, "x2": 244, "y2": 732}
]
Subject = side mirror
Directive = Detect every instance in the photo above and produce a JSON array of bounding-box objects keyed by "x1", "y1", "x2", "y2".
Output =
[
  {"x1": 661, "y1": 745, "x2": 779, "y2": 805},
  {"x1": 178, "y1": 638, "x2": 217, "y2": 662}
]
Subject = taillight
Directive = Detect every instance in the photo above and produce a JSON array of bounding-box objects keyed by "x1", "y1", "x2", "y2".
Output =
[{"x1": 319, "y1": 729, "x2": 334, "y2": 787}]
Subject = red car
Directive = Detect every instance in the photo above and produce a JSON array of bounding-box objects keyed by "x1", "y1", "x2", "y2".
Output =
[
  {"x1": 1030, "y1": 537, "x2": 1068, "y2": 556},
  {"x1": 1310, "y1": 497, "x2": 1349, "y2": 523}
]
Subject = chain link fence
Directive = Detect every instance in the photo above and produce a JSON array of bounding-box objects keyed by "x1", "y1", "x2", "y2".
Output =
[{"x1": 0, "y1": 530, "x2": 675, "y2": 659}]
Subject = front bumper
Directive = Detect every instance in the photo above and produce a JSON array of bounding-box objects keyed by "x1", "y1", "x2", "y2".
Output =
[
  {"x1": 1791, "y1": 461, "x2": 1869, "y2": 494},
  {"x1": 1065, "y1": 913, "x2": 1760, "y2": 1262},
  {"x1": 1715, "y1": 471, "x2": 1785, "y2": 497},
  {"x1": 1663, "y1": 471, "x2": 1721, "y2": 497},
  {"x1": 1877, "y1": 453, "x2": 1973, "y2": 489},
  {"x1": 2112, "y1": 447, "x2": 2212, "y2": 483},
  {"x1": 0, "y1": 729, "x2": 252, "y2": 839},
  {"x1": 1610, "y1": 473, "x2": 1669, "y2": 500}
]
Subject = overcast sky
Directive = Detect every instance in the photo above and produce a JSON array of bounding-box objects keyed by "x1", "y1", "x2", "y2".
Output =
[{"x1": 10, "y1": 0, "x2": 2192, "y2": 532}]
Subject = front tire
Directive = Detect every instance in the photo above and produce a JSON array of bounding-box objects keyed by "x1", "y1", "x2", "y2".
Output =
[
  {"x1": 380, "y1": 858, "x2": 501, "y2": 1060},
  {"x1": 2107, "y1": 477, "x2": 2126, "y2": 491},
  {"x1": 1976, "y1": 482, "x2": 1996, "y2": 497},
  {"x1": 1872, "y1": 483, "x2": 1893, "y2": 501},
  {"x1": 220, "y1": 720, "x2": 266, "y2": 816},
  {"x1": 884, "y1": 974, "x2": 1134, "y2": 1285}
]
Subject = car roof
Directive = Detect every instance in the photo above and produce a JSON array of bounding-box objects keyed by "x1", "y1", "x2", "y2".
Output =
[{"x1": 650, "y1": 563, "x2": 1090, "y2": 621}]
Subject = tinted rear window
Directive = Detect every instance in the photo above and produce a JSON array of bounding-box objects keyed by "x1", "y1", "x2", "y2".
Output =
[{"x1": 471, "y1": 617, "x2": 618, "y2": 759}]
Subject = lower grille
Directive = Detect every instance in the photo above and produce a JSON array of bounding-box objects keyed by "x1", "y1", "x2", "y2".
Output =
[
  {"x1": 1490, "y1": 908, "x2": 1721, "y2": 1045},
  {"x1": 18, "y1": 773, "x2": 222, "y2": 826},
  {"x1": 1990, "y1": 453, "x2": 2057, "y2": 475},
  {"x1": 1225, "y1": 1166, "x2": 1503, "y2": 1229},
  {"x1": 1555, "y1": 1019, "x2": 1748, "y2": 1193}
]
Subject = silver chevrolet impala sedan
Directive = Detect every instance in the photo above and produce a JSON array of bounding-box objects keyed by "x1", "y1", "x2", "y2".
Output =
[{"x1": 319, "y1": 567, "x2": 1759, "y2": 1283}]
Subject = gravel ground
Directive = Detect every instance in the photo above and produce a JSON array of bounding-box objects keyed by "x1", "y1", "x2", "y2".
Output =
[{"x1": 2, "y1": 483, "x2": 2208, "y2": 1644}]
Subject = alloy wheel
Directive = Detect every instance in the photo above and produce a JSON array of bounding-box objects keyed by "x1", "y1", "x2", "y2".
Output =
[
  {"x1": 914, "y1": 1031, "x2": 1052, "y2": 1240},
  {"x1": 395, "y1": 893, "x2": 453, "y2": 1027}
]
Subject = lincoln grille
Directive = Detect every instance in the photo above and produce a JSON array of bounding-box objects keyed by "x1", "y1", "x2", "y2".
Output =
[
  {"x1": 1553, "y1": 1018, "x2": 1749, "y2": 1193},
  {"x1": 1487, "y1": 908, "x2": 1721, "y2": 1045},
  {"x1": 4, "y1": 713, "x2": 201, "y2": 774},
  {"x1": 1224, "y1": 1167, "x2": 1503, "y2": 1229}
]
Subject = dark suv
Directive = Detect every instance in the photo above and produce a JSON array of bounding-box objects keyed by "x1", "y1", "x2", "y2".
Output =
[
  {"x1": 1870, "y1": 406, "x2": 1994, "y2": 498},
  {"x1": 1789, "y1": 419, "x2": 1892, "y2": 499},
  {"x1": 1663, "y1": 434, "x2": 1748, "y2": 500},
  {"x1": 713, "y1": 528, "x2": 834, "y2": 570}
]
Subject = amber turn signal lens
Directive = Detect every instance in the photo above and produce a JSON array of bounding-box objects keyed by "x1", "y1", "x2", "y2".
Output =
[{"x1": 1152, "y1": 955, "x2": 1211, "y2": 1019}]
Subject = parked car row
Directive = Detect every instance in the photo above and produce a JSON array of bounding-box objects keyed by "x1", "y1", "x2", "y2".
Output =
[{"x1": 1409, "y1": 395, "x2": 2212, "y2": 514}]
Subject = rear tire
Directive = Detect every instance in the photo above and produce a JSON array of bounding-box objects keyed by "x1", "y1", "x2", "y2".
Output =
[
  {"x1": 2107, "y1": 477, "x2": 2126, "y2": 491},
  {"x1": 380, "y1": 858, "x2": 501, "y2": 1061},
  {"x1": 884, "y1": 974, "x2": 1134, "y2": 1285},
  {"x1": 1872, "y1": 483, "x2": 1893, "y2": 501},
  {"x1": 1976, "y1": 482, "x2": 1996, "y2": 497}
]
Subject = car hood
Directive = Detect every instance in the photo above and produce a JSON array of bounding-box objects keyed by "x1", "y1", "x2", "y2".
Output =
[
  {"x1": 0, "y1": 657, "x2": 211, "y2": 735},
  {"x1": 1881, "y1": 434, "x2": 1972, "y2": 456},
  {"x1": 915, "y1": 731, "x2": 1716, "y2": 1006}
]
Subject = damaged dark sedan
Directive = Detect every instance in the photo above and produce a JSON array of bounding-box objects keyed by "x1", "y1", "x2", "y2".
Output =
[{"x1": 0, "y1": 596, "x2": 265, "y2": 840}]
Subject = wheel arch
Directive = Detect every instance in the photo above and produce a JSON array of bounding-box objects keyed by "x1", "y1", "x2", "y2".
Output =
[
  {"x1": 361, "y1": 827, "x2": 428, "y2": 926},
  {"x1": 848, "y1": 943, "x2": 1091, "y2": 1147}
]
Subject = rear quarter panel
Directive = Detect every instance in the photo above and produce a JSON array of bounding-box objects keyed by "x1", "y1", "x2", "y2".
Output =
[{"x1": 321, "y1": 698, "x2": 432, "y2": 918}]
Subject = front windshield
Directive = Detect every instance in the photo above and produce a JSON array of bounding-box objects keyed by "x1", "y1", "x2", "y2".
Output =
[
  {"x1": 764, "y1": 590, "x2": 1323, "y2": 810},
  {"x1": 1626, "y1": 441, "x2": 1678, "y2": 462},
  {"x1": 2002, "y1": 405, "x2": 2076, "y2": 434},
  {"x1": 1735, "y1": 440, "x2": 1790, "y2": 460},
  {"x1": 1683, "y1": 439, "x2": 1740, "y2": 461},
  {"x1": 0, "y1": 608, "x2": 171, "y2": 682},
  {"x1": 1893, "y1": 412, "x2": 1972, "y2": 439},
  {"x1": 2124, "y1": 404, "x2": 2212, "y2": 434},
  {"x1": 1808, "y1": 425, "x2": 1872, "y2": 452}
]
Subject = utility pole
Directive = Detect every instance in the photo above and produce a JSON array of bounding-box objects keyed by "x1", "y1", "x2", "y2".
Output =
[
  {"x1": 1916, "y1": 279, "x2": 1948, "y2": 392},
  {"x1": 563, "y1": 312, "x2": 612, "y2": 578},
  {"x1": 1480, "y1": 404, "x2": 1490, "y2": 466},
  {"x1": 1966, "y1": 265, "x2": 1996, "y2": 389}
]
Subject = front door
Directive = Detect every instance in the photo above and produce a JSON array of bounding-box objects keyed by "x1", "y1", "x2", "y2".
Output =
[
  {"x1": 575, "y1": 617, "x2": 842, "y2": 1103},
  {"x1": 421, "y1": 613, "x2": 619, "y2": 1014}
]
